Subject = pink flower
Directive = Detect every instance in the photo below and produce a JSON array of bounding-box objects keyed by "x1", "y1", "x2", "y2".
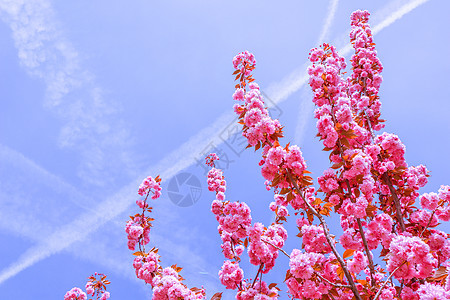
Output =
[
  {"x1": 232, "y1": 88, "x2": 245, "y2": 101},
  {"x1": 416, "y1": 282, "x2": 450, "y2": 299},
  {"x1": 420, "y1": 192, "x2": 439, "y2": 211},
  {"x1": 347, "y1": 251, "x2": 368, "y2": 274},
  {"x1": 289, "y1": 249, "x2": 324, "y2": 279},
  {"x1": 218, "y1": 260, "x2": 244, "y2": 290},
  {"x1": 387, "y1": 235, "x2": 436, "y2": 280},
  {"x1": 64, "y1": 288, "x2": 87, "y2": 300}
]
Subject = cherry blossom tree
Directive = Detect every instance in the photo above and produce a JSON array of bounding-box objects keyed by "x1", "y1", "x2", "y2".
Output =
[{"x1": 66, "y1": 9, "x2": 450, "y2": 300}]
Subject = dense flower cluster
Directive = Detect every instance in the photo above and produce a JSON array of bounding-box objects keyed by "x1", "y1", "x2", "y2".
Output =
[
  {"x1": 64, "y1": 288, "x2": 87, "y2": 300},
  {"x1": 348, "y1": 9, "x2": 384, "y2": 134},
  {"x1": 133, "y1": 251, "x2": 160, "y2": 285},
  {"x1": 247, "y1": 223, "x2": 287, "y2": 274},
  {"x1": 232, "y1": 51, "x2": 256, "y2": 76},
  {"x1": 218, "y1": 260, "x2": 244, "y2": 290},
  {"x1": 138, "y1": 175, "x2": 162, "y2": 199},
  {"x1": 212, "y1": 199, "x2": 251, "y2": 259},
  {"x1": 125, "y1": 214, "x2": 151, "y2": 250},
  {"x1": 236, "y1": 281, "x2": 279, "y2": 300},
  {"x1": 387, "y1": 235, "x2": 436, "y2": 280},
  {"x1": 152, "y1": 267, "x2": 206, "y2": 300},
  {"x1": 233, "y1": 83, "x2": 283, "y2": 148},
  {"x1": 64, "y1": 273, "x2": 110, "y2": 300},
  {"x1": 207, "y1": 167, "x2": 226, "y2": 200},
  {"x1": 124, "y1": 175, "x2": 206, "y2": 299}
]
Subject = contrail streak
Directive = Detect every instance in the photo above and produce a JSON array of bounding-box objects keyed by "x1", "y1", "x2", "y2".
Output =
[
  {"x1": 0, "y1": 112, "x2": 234, "y2": 284},
  {"x1": 294, "y1": 0, "x2": 339, "y2": 143}
]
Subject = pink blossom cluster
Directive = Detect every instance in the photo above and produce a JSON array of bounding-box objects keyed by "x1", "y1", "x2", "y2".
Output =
[
  {"x1": 347, "y1": 251, "x2": 368, "y2": 274},
  {"x1": 64, "y1": 288, "x2": 87, "y2": 300},
  {"x1": 342, "y1": 149, "x2": 372, "y2": 180},
  {"x1": 247, "y1": 223, "x2": 287, "y2": 274},
  {"x1": 289, "y1": 249, "x2": 324, "y2": 279},
  {"x1": 125, "y1": 214, "x2": 150, "y2": 250},
  {"x1": 300, "y1": 224, "x2": 331, "y2": 253},
  {"x1": 416, "y1": 282, "x2": 450, "y2": 300},
  {"x1": 218, "y1": 260, "x2": 244, "y2": 290},
  {"x1": 387, "y1": 235, "x2": 436, "y2": 280},
  {"x1": 318, "y1": 168, "x2": 339, "y2": 193},
  {"x1": 261, "y1": 145, "x2": 307, "y2": 190},
  {"x1": 236, "y1": 281, "x2": 279, "y2": 300},
  {"x1": 287, "y1": 250, "x2": 340, "y2": 299},
  {"x1": 85, "y1": 281, "x2": 110, "y2": 300},
  {"x1": 233, "y1": 84, "x2": 282, "y2": 147},
  {"x1": 339, "y1": 196, "x2": 368, "y2": 218},
  {"x1": 398, "y1": 164, "x2": 429, "y2": 204},
  {"x1": 308, "y1": 44, "x2": 357, "y2": 150},
  {"x1": 365, "y1": 213, "x2": 394, "y2": 249},
  {"x1": 340, "y1": 215, "x2": 364, "y2": 251},
  {"x1": 232, "y1": 51, "x2": 256, "y2": 75},
  {"x1": 373, "y1": 132, "x2": 407, "y2": 174},
  {"x1": 152, "y1": 267, "x2": 206, "y2": 300},
  {"x1": 436, "y1": 185, "x2": 450, "y2": 221},
  {"x1": 138, "y1": 175, "x2": 162, "y2": 198},
  {"x1": 205, "y1": 153, "x2": 219, "y2": 167},
  {"x1": 211, "y1": 200, "x2": 252, "y2": 259},
  {"x1": 411, "y1": 208, "x2": 438, "y2": 227},
  {"x1": 133, "y1": 251, "x2": 160, "y2": 285},
  {"x1": 348, "y1": 10, "x2": 384, "y2": 133},
  {"x1": 269, "y1": 193, "x2": 289, "y2": 218},
  {"x1": 207, "y1": 168, "x2": 226, "y2": 200},
  {"x1": 427, "y1": 229, "x2": 450, "y2": 261}
]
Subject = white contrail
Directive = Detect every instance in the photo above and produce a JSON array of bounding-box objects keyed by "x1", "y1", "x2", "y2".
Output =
[
  {"x1": 293, "y1": 0, "x2": 339, "y2": 143},
  {"x1": 0, "y1": 0, "x2": 431, "y2": 284},
  {"x1": 0, "y1": 0, "x2": 136, "y2": 186},
  {"x1": 317, "y1": 0, "x2": 339, "y2": 45},
  {"x1": 0, "y1": 145, "x2": 220, "y2": 288},
  {"x1": 0, "y1": 114, "x2": 234, "y2": 284}
]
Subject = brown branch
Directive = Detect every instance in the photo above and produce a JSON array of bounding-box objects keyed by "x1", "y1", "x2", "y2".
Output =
[
  {"x1": 344, "y1": 180, "x2": 376, "y2": 285},
  {"x1": 315, "y1": 272, "x2": 351, "y2": 289},
  {"x1": 382, "y1": 173, "x2": 406, "y2": 232},
  {"x1": 251, "y1": 263, "x2": 264, "y2": 288},
  {"x1": 373, "y1": 262, "x2": 406, "y2": 300},
  {"x1": 286, "y1": 171, "x2": 363, "y2": 300},
  {"x1": 420, "y1": 210, "x2": 437, "y2": 238},
  {"x1": 356, "y1": 218, "x2": 376, "y2": 285},
  {"x1": 261, "y1": 238, "x2": 290, "y2": 258}
]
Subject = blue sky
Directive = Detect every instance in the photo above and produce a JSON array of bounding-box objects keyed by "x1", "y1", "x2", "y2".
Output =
[{"x1": 0, "y1": 0, "x2": 449, "y2": 299}]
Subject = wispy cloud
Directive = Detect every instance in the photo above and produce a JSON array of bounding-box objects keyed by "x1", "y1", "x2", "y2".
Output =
[
  {"x1": 0, "y1": 0, "x2": 431, "y2": 286},
  {"x1": 0, "y1": 0, "x2": 136, "y2": 186}
]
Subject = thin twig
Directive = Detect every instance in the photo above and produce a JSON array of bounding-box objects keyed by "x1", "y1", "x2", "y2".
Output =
[
  {"x1": 261, "y1": 238, "x2": 290, "y2": 258},
  {"x1": 373, "y1": 262, "x2": 406, "y2": 300},
  {"x1": 286, "y1": 171, "x2": 363, "y2": 300},
  {"x1": 315, "y1": 272, "x2": 351, "y2": 289},
  {"x1": 383, "y1": 173, "x2": 406, "y2": 232},
  {"x1": 420, "y1": 210, "x2": 436, "y2": 238},
  {"x1": 251, "y1": 263, "x2": 264, "y2": 288}
]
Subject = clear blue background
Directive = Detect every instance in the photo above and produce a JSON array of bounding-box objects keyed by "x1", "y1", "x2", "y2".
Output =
[{"x1": 0, "y1": 0, "x2": 449, "y2": 299}]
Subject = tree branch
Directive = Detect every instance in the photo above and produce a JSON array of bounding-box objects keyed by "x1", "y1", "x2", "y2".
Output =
[
  {"x1": 373, "y1": 262, "x2": 406, "y2": 300},
  {"x1": 261, "y1": 238, "x2": 290, "y2": 258},
  {"x1": 286, "y1": 171, "x2": 363, "y2": 300},
  {"x1": 382, "y1": 173, "x2": 406, "y2": 232}
]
